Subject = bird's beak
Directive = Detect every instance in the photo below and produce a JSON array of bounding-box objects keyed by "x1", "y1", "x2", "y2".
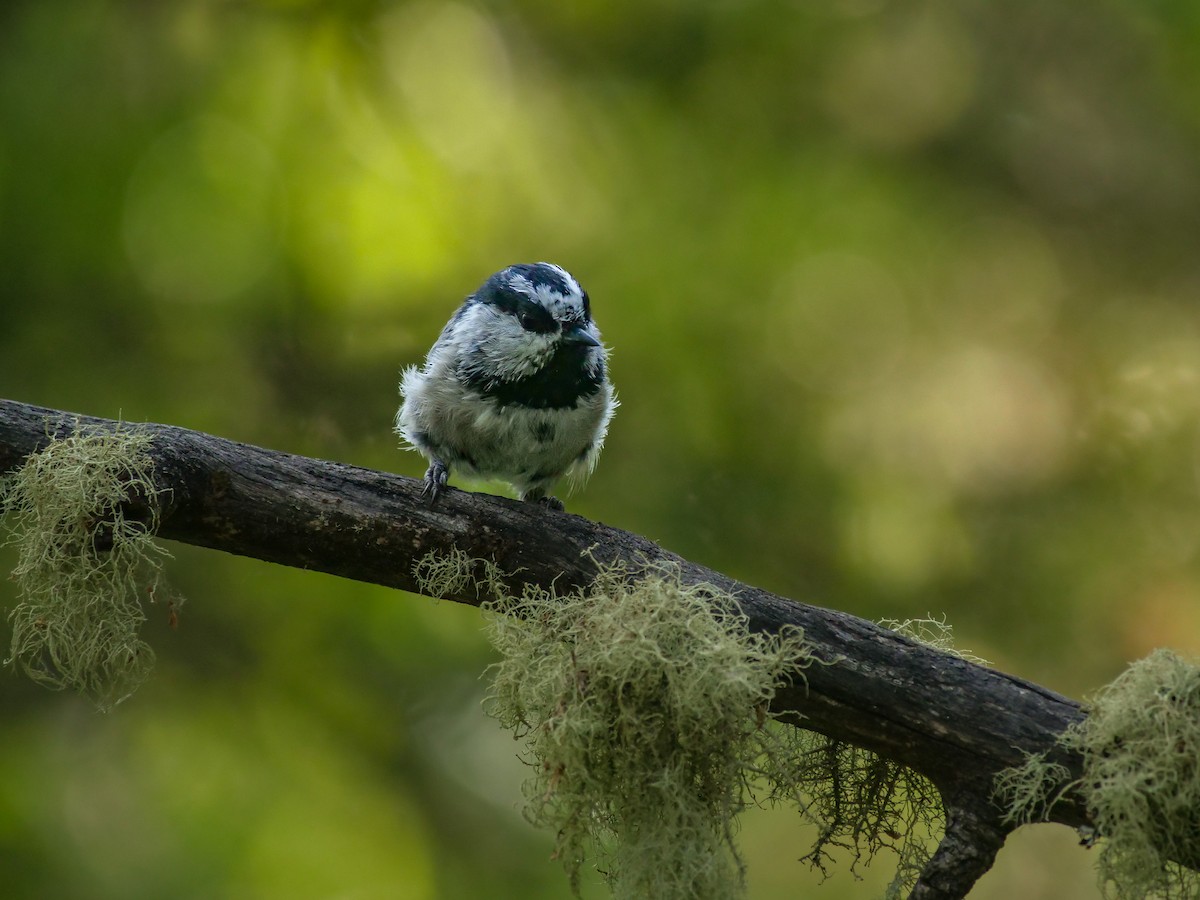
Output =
[{"x1": 562, "y1": 323, "x2": 601, "y2": 347}]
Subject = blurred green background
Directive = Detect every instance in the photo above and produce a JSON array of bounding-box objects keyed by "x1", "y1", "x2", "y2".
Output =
[{"x1": 2, "y1": 0, "x2": 1200, "y2": 897}]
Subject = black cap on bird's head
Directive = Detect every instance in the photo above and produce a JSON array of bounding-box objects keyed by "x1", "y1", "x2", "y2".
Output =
[
  {"x1": 461, "y1": 262, "x2": 606, "y2": 408},
  {"x1": 476, "y1": 263, "x2": 594, "y2": 335}
]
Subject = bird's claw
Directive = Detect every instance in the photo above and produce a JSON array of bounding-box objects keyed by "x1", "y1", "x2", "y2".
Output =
[
  {"x1": 520, "y1": 486, "x2": 564, "y2": 511},
  {"x1": 422, "y1": 460, "x2": 449, "y2": 507}
]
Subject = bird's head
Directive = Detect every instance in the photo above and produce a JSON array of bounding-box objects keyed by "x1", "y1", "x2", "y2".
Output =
[{"x1": 453, "y1": 263, "x2": 607, "y2": 406}]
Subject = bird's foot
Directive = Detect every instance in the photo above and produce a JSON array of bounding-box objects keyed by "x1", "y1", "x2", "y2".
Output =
[
  {"x1": 520, "y1": 487, "x2": 564, "y2": 511},
  {"x1": 422, "y1": 460, "x2": 449, "y2": 507}
]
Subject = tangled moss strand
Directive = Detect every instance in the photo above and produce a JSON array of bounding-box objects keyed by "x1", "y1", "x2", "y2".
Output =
[
  {"x1": 411, "y1": 550, "x2": 959, "y2": 897},
  {"x1": 481, "y1": 563, "x2": 813, "y2": 899},
  {"x1": 2, "y1": 426, "x2": 174, "y2": 709},
  {"x1": 996, "y1": 649, "x2": 1200, "y2": 899},
  {"x1": 778, "y1": 732, "x2": 942, "y2": 899},
  {"x1": 430, "y1": 550, "x2": 950, "y2": 899},
  {"x1": 1078, "y1": 650, "x2": 1200, "y2": 898},
  {"x1": 413, "y1": 546, "x2": 475, "y2": 600},
  {"x1": 881, "y1": 615, "x2": 989, "y2": 667},
  {"x1": 992, "y1": 752, "x2": 1073, "y2": 827}
]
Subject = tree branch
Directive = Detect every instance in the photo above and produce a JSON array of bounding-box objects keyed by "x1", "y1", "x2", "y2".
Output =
[
  {"x1": 0, "y1": 398, "x2": 1095, "y2": 897},
  {"x1": 910, "y1": 787, "x2": 1010, "y2": 899}
]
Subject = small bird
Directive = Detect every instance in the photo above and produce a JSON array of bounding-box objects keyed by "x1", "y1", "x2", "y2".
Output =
[{"x1": 396, "y1": 263, "x2": 616, "y2": 510}]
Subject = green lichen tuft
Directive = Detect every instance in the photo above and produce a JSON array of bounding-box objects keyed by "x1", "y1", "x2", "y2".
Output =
[
  {"x1": 413, "y1": 546, "x2": 476, "y2": 600},
  {"x1": 1079, "y1": 649, "x2": 1200, "y2": 898},
  {"x1": 992, "y1": 752, "x2": 1072, "y2": 827},
  {"x1": 772, "y1": 615, "x2": 985, "y2": 897},
  {"x1": 881, "y1": 615, "x2": 990, "y2": 666},
  {"x1": 412, "y1": 548, "x2": 953, "y2": 899},
  {"x1": 778, "y1": 733, "x2": 942, "y2": 900},
  {"x1": 1, "y1": 426, "x2": 175, "y2": 709},
  {"x1": 996, "y1": 649, "x2": 1200, "y2": 899},
  {"x1": 480, "y1": 561, "x2": 812, "y2": 899}
]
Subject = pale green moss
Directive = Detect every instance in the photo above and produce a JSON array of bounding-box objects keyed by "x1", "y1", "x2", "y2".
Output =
[
  {"x1": 790, "y1": 614, "x2": 990, "y2": 898},
  {"x1": 778, "y1": 733, "x2": 942, "y2": 900},
  {"x1": 995, "y1": 649, "x2": 1200, "y2": 899},
  {"x1": 993, "y1": 752, "x2": 1072, "y2": 827},
  {"x1": 417, "y1": 552, "x2": 953, "y2": 898},
  {"x1": 1, "y1": 427, "x2": 175, "y2": 709},
  {"x1": 413, "y1": 546, "x2": 475, "y2": 600},
  {"x1": 881, "y1": 615, "x2": 989, "y2": 666},
  {"x1": 482, "y1": 563, "x2": 812, "y2": 899},
  {"x1": 1079, "y1": 650, "x2": 1200, "y2": 898}
]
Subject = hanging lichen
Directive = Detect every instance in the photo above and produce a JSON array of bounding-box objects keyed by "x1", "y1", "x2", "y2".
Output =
[
  {"x1": 775, "y1": 730, "x2": 942, "y2": 900},
  {"x1": 995, "y1": 649, "x2": 1200, "y2": 899},
  {"x1": 418, "y1": 554, "x2": 953, "y2": 899},
  {"x1": 486, "y1": 564, "x2": 812, "y2": 898},
  {"x1": 1, "y1": 426, "x2": 176, "y2": 709},
  {"x1": 992, "y1": 752, "x2": 1072, "y2": 828}
]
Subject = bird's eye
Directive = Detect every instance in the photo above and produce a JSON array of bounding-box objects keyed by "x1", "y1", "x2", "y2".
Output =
[{"x1": 515, "y1": 300, "x2": 554, "y2": 333}]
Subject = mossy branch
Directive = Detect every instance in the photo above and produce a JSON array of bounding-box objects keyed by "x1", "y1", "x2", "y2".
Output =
[
  {"x1": 3, "y1": 397, "x2": 1195, "y2": 898},
  {"x1": 1, "y1": 427, "x2": 173, "y2": 708}
]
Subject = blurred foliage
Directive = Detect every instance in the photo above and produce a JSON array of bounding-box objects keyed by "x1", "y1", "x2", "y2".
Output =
[{"x1": 2, "y1": 0, "x2": 1200, "y2": 897}]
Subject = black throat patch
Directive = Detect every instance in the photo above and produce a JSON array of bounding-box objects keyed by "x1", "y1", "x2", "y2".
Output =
[{"x1": 462, "y1": 344, "x2": 604, "y2": 409}]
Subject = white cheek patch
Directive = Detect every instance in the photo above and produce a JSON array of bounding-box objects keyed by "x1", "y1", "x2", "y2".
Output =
[{"x1": 460, "y1": 306, "x2": 558, "y2": 382}]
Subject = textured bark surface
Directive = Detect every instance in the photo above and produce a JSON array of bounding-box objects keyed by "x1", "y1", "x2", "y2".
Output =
[
  {"x1": 909, "y1": 787, "x2": 1012, "y2": 900},
  {"x1": 1, "y1": 398, "x2": 1098, "y2": 897}
]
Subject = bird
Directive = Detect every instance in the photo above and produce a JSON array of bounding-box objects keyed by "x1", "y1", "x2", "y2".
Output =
[{"x1": 395, "y1": 262, "x2": 616, "y2": 510}]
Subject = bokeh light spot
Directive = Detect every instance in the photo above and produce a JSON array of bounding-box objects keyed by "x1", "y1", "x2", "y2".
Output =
[
  {"x1": 769, "y1": 251, "x2": 910, "y2": 393},
  {"x1": 380, "y1": 3, "x2": 514, "y2": 169},
  {"x1": 943, "y1": 215, "x2": 1064, "y2": 340},
  {"x1": 839, "y1": 477, "x2": 972, "y2": 589},
  {"x1": 827, "y1": 346, "x2": 1073, "y2": 495},
  {"x1": 123, "y1": 117, "x2": 282, "y2": 305},
  {"x1": 824, "y1": 9, "x2": 977, "y2": 149}
]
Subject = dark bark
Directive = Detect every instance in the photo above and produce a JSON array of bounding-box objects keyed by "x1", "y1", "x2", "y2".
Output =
[
  {"x1": 909, "y1": 783, "x2": 1011, "y2": 899},
  {"x1": 1, "y1": 398, "x2": 1098, "y2": 897}
]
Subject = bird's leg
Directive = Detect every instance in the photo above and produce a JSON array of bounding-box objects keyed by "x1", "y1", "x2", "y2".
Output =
[
  {"x1": 422, "y1": 459, "x2": 450, "y2": 507},
  {"x1": 521, "y1": 486, "x2": 564, "y2": 511}
]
